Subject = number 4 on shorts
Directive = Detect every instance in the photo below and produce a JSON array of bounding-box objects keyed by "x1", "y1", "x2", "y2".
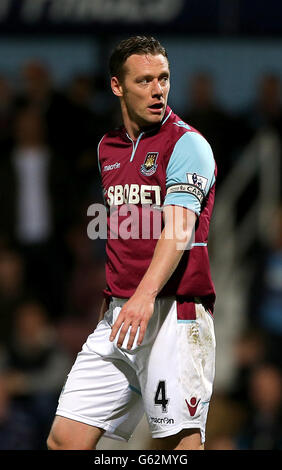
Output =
[{"x1": 154, "y1": 380, "x2": 169, "y2": 413}]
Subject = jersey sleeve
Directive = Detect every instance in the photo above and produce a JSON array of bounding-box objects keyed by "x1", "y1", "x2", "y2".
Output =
[{"x1": 163, "y1": 131, "x2": 216, "y2": 216}]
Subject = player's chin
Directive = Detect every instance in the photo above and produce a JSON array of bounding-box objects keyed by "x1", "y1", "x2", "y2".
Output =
[{"x1": 146, "y1": 109, "x2": 165, "y2": 123}]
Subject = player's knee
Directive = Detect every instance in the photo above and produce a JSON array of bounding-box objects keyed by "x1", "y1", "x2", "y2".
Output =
[
  {"x1": 47, "y1": 425, "x2": 99, "y2": 451},
  {"x1": 46, "y1": 429, "x2": 77, "y2": 450},
  {"x1": 47, "y1": 431, "x2": 93, "y2": 450},
  {"x1": 48, "y1": 431, "x2": 95, "y2": 450},
  {"x1": 46, "y1": 431, "x2": 61, "y2": 450}
]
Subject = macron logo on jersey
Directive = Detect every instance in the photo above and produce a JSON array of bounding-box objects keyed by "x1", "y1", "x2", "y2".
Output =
[{"x1": 103, "y1": 162, "x2": 120, "y2": 172}]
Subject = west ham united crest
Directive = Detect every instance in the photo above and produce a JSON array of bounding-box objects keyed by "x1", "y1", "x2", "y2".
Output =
[{"x1": 140, "y1": 152, "x2": 158, "y2": 176}]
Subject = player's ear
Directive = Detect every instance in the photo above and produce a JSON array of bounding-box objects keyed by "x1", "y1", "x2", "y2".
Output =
[{"x1": 111, "y1": 76, "x2": 123, "y2": 97}]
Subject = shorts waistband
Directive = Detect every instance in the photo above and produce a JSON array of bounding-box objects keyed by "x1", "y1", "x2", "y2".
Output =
[{"x1": 109, "y1": 295, "x2": 203, "y2": 304}]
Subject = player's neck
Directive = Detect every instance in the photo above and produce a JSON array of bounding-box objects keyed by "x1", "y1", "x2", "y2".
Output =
[
  {"x1": 123, "y1": 114, "x2": 163, "y2": 141},
  {"x1": 122, "y1": 114, "x2": 141, "y2": 141},
  {"x1": 124, "y1": 124, "x2": 141, "y2": 141}
]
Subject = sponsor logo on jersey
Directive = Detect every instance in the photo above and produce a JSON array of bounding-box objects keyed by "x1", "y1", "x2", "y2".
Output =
[
  {"x1": 185, "y1": 396, "x2": 200, "y2": 416},
  {"x1": 106, "y1": 183, "x2": 161, "y2": 206},
  {"x1": 186, "y1": 172, "x2": 208, "y2": 191},
  {"x1": 140, "y1": 152, "x2": 158, "y2": 176},
  {"x1": 103, "y1": 162, "x2": 120, "y2": 171}
]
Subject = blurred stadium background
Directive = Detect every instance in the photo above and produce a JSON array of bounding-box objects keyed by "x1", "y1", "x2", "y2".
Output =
[{"x1": 0, "y1": 0, "x2": 281, "y2": 450}]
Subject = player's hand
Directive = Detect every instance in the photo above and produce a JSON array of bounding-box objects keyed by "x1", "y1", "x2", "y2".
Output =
[{"x1": 109, "y1": 292, "x2": 155, "y2": 349}]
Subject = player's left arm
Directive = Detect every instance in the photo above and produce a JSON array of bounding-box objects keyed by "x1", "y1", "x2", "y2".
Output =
[{"x1": 110, "y1": 131, "x2": 216, "y2": 349}]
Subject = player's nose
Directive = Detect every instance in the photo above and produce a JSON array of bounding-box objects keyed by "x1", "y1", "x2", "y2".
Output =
[{"x1": 151, "y1": 79, "x2": 163, "y2": 97}]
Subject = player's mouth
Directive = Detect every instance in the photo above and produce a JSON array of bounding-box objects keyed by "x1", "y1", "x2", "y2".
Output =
[{"x1": 147, "y1": 102, "x2": 164, "y2": 114}]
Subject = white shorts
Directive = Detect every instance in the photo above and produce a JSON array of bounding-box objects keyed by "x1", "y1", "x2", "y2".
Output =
[{"x1": 56, "y1": 296, "x2": 216, "y2": 444}]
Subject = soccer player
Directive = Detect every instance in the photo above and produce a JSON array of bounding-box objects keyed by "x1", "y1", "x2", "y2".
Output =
[{"x1": 47, "y1": 36, "x2": 217, "y2": 451}]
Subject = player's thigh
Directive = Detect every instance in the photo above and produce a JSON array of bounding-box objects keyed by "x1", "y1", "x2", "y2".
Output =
[{"x1": 47, "y1": 415, "x2": 104, "y2": 450}]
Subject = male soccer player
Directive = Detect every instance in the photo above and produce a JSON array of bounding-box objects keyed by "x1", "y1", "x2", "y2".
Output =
[{"x1": 47, "y1": 36, "x2": 217, "y2": 451}]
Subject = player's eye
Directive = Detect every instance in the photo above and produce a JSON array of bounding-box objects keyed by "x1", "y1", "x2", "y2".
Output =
[
  {"x1": 138, "y1": 78, "x2": 150, "y2": 84},
  {"x1": 160, "y1": 76, "x2": 169, "y2": 85}
]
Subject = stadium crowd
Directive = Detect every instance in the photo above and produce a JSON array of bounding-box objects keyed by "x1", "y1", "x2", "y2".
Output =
[{"x1": 0, "y1": 59, "x2": 281, "y2": 450}]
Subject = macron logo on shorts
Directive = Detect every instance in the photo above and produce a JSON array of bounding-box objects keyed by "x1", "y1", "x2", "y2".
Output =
[{"x1": 185, "y1": 397, "x2": 200, "y2": 416}]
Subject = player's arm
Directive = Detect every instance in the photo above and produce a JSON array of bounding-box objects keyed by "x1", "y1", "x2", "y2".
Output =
[{"x1": 110, "y1": 205, "x2": 196, "y2": 349}]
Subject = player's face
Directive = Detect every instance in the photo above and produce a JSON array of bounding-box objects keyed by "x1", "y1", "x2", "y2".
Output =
[{"x1": 112, "y1": 53, "x2": 170, "y2": 137}]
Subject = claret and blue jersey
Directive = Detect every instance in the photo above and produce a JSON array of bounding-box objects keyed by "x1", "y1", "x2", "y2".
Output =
[{"x1": 98, "y1": 106, "x2": 217, "y2": 316}]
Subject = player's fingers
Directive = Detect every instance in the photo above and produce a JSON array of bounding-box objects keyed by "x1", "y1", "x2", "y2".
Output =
[
  {"x1": 137, "y1": 320, "x2": 147, "y2": 346},
  {"x1": 116, "y1": 321, "x2": 131, "y2": 348},
  {"x1": 126, "y1": 325, "x2": 139, "y2": 350},
  {"x1": 109, "y1": 313, "x2": 125, "y2": 342}
]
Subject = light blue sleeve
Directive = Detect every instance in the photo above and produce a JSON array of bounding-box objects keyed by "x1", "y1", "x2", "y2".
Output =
[{"x1": 164, "y1": 131, "x2": 216, "y2": 216}]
